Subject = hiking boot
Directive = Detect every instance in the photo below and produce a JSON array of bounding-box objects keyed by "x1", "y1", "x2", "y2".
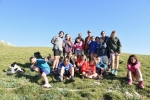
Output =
[
  {"x1": 42, "y1": 83, "x2": 52, "y2": 88},
  {"x1": 128, "y1": 79, "x2": 133, "y2": 85},
  {"x1": 114, "y1": 69, "x2": 118, "y2": 76},
  {"x1": 58, "y1": 75, "x2": 63, "y2": 82},
  {"x1": 111, "y1": 69, "x2": 115, "y2": 75},
  {"x1": 70, "y1": 76, "x2": 75, "y2": 82},
  {"x1": 138, "y1": 81, "x2": 144, "y2": 89}
]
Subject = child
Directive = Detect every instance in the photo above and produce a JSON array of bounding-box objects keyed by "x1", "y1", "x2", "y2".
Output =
[
  {"x1": 77, "y1": 54, "x2": 87, "y2": 73},
  {"x1": 97, "y1": 37, "x2": 107, "y2": 64},
  {"x1": 82, "y1": 58, "x2": 97, "y2": 79},
  {"x1": 127, "y1": 55, "x2": 144, "y2": 88},
  {"x1": 58, "y1": 57, "x2": 75, "y2": 82},
  {"x1": 88, "y1": 36, "x2": 98, "y2": 59},
  {"x1": 29, "y1": 57, "x2": 52, "y2": 88},
  {"x1": 107, "y1": 30, "x2": 122, "y2": 75},
  {"x1": 45, "y1": 54, "x2": 54, "y2": 67},
  {"x1": 74, "y1": 37, "x2": 83, "y2": 58},
  {"x1": 96, "y1": 56, "x2": 107, "y2": 78},
  {"x1": 66, "y1": 52, "x2": 76, "y2": 68}
]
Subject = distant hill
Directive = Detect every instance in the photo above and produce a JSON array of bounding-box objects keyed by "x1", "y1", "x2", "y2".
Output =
[{"x1": 0, "y1": 40, "x2": 15, "y2": 47}]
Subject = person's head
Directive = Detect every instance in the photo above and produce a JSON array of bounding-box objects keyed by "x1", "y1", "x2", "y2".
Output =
[
  {"x1": 67, "y1": 52, "x2": 72, "y2": 58},
  {"x1": 29, "y1": 57, "x2": 37, "y2": 64},
  {"x1": 76, "y1": 37, "x2": 81, "y2": 43},
  {"x1": 65, "y1": 34, "x2": 70, "y2": 40},
  {"x1": 87, "y1": 30, "x2": 92, "y2": 37},
  {"x1": 96, "y1": 56, "x2": 101, "y2": 62},
  {"x1": 99, "y1": 37, "x2": 104, "y2": 43},
  {"x1": 81, "y1": 54, "x2": 87, "y2": 61},
  {"x1": 59, "y1": 31, "x2": 64, "y2": 38},
  {"x1": 89, "y1": 58, "x2": 96, "y2": 65},
  {"x1": 110, "y1": 30, "x2": 116, "y2": 38},
  {"x1": 91, "y1": 36, "x2": 95, "y2": 41},
  {"x1": 69, "y1": 37, "x2": 73, "y2": 41},
  {"x1": 63, "y1": 57, "x2": 70, "y2": 66},
  {"x1": 128, "y1": 55, "x2": 138, "y2": 65},
  {"x1": 78, "y1": 33, "x2": 82, "y2": 38},
  {"x1": 95, "y1": 36, "x2": 100, "y2": 42},
  {"x1": 101, "y1": 31, "x2": 105, "y2": 37}
]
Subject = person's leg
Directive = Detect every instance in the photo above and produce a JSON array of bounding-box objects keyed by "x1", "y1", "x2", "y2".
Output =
[
  {"x1": 69, "y1": 67, "x2": 75, "y2": 81},
  {"x1": 110, "y1": 53, "x2": 115, "y2": 74},
  {"x1": 32, "y1": 66, "x2": 40, "y2": 74},
  {"x1": 41, "y1": 70, "x2": 52, "y2": 88},
  {"x1": 114, "y1": 54, "x2": 120, "y2": 75},
  {"x1": 135, "y1": 68, "x2": 144, "y2": 88},
  {"x1": 41, "y1": 72, "x2": 49, "y2": 84},
  {"x1": 58, "y1": 67, "x2": 64, "y2": 81},
  {"x1": 127, "y1": 70, "x2": 133, "y2": 85}
]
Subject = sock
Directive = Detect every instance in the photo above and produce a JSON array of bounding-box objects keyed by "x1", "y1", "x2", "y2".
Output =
[{"x1": 139, "y1": 78, "x2": 143, "y2": 81}]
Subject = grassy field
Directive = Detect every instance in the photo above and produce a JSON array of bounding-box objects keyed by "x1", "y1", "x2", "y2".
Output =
[{"x1": 0, "y1": 47, "x2": 150, "y2": 100}]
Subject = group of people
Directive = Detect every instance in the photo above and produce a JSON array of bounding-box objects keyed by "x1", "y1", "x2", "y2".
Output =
[{"x1": 29, "y1": 30, "x2": 144, "y2": 89}]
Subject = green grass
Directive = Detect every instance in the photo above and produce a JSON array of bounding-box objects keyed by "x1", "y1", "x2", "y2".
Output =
[{"x1": 0, "y1": 47, "x2": 150, "y2": 100}]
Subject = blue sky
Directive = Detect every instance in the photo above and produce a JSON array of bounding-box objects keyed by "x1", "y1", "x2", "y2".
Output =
[{"x1": 0, "y1": 0, "x2": 150, "y2": 55}]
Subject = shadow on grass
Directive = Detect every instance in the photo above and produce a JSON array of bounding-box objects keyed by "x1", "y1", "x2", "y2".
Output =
[{"x1": 17, "y1": 62, "x2": 30, "y2": 68}]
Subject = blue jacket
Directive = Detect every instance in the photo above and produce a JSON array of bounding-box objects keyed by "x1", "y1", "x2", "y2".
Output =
[
  {"x1": 88, "y1": 40, "x2": 98, "y2": 54},
  {"x1": 97, "y1": 42, "x2": 107, "y2": 56}
]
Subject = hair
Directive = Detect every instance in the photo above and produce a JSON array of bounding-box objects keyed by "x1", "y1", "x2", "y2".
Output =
[
  {"x1": 78, "y1": 33, "x2": 82, "y2": 35},
  {"x1": 101, "y1": 31, "x2": 105, "y2": 35},
  {"x1": 81, "y1": 54, "x2": 87, "y2": 61},
  {"x1": 127, "y1": 55, "x2": 138, "y2": 65},
  {"x1": 99, "y1": 37, "x2": 103, "y2": 40},
  {"x1": 65, "y1": 34, "x2": 69, "y2": 38},
  {"x1": 63, "y1": 57, "x2": 70, "y2": 64},
  {"x1": 90, "y1": 36, "x2": 94, "y2": 39},
  {"x1": 59, "y1": 31, "x2": 64, "y2": 35},
  {"x1": 76, "y1": 37, "x2": 81, "y2": 41},
  {"x1": 95, "y1": 36, "x2": 100, "y2": 40},
  {"x1": 110, "y1": 30, "x2": 116, "y2": 37},
  {"x1": 29, "y1": 56, "x2": 35, "y2": 63},
  {"x1": 87, "y1": 30, "x2": 92, "y2": 33}
]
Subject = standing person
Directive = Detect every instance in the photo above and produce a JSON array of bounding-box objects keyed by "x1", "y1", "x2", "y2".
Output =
[
  {"x1": 97, "y1": 37, "x2": 107, "y2": 64},
  {"x1": 74, "y1": 33, "x2": 84, "y2": 44},
  {"x1": 51, "y1": 31, "x2": 64, "y2": 73},
  {"x1": 84, "y1": 30, "x2": 92, "y2": 57},
  {"x1": 74, "y1": 37, "x2": 83, "y2": 58},
  {"x1": 63, "y1": 34, "x2": 72, "y2": 57},
  {"x1": 100, "y1": 31, "x2": 110, "y2": 68},
  {"x1": 107, "y1": 30, "x2": 122, "y2": 75},
  {"x1": 127, "y1": 55, "x2": 144, "y2": 88},
  {"x1": 29, "y1": 57, "x2": 52, "y2": 88}
]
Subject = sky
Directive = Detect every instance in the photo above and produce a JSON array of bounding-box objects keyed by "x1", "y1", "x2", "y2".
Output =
[{"x1": 0, "y1": 0, "x2": 150, "y2": 55}]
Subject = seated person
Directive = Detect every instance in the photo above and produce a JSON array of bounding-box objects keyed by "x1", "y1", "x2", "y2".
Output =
[
  {"x1": 66, "y1": 52, "x2": 76, "y2": 68},
  {"x1": 81, "y1": 58, "x2": 97, "y2": 79},
  {"x1": 29, "y1": 57, "x2": 52, "y2": 88},
  {"x1": 45, "y1": 54, "x2": 54, "y2": 67},
  {"x1": 96, "y1": 56, "x2": 107, "y2": 78},
  {"x1": 58, "y1": 57, "x2": 75, "y2": 82}
]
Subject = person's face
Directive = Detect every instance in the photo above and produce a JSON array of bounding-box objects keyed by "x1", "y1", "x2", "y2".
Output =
[
  {"x1": 78, "y1": 33, "x2": 82, "y2": 37},
  {"x1": 31, "y1": 58, "x2": 36, "y2": 64},
  {"x1": 101, "y1": 32, "x2": 105, "y2": 37},
  {"x1": 76, "y1": 39, "x2": 80, "y2": 42},
  {"x1": 88, "y1": 32, "x2": 91, "y2": 36},
  {"x1": 59, "y1": 32, "x2": 64, "y2": 38},
  {"x1": 64, "y1": 61, "x2": 69, "y2": 66},
  {"x1": 111, "y1": 33, "x2": 116, "y2": 37},
  {"x1": 91, "y1": 37, "x2": 95, "y2": 41},
  {"x1": 99, "y1": 39, "x2": 103, "y2": 43},
  {"x1": 96, "y1": 38, "x2": 99, "y2": 42},
  {"x1": 97, "y1": 57, "x2": 101, "y2": 62},
  {"x1": 81, "y1": 56, "x2": 86, "y2": 61},
  {"x1": 130, "y1": 57, "x2": 136, "y2": 63},
  {"x1": 68, "y1": 52, "x2": 72, "y2": 57},
  {"x1": 66, "y1": 35, "x2": 70, "y2": 40}
]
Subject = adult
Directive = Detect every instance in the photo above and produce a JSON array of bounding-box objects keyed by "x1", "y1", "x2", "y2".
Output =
[
  {"x1": 74, "y1": 33, "x2": 84, "y2": 44},
  {"x1": 84, "y1": 30, "x2": 92, "y2": 57},
  {"x1": 51, "y1": 31, "x2": 64, "y2": 73},
  {"x1": 107, "y1": 30, "x2": 122, "y2": 76}
]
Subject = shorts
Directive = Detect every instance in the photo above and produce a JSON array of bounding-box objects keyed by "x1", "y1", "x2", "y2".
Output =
[
  {"x1": 75, "y1": 50, "x2": 82, "y2": 56},
  {"x1": 40, "y1": 69, "x2": 50, "y2": 75},
  {"x1": 53, "y1": 49, "x2": 62, "y2": 56},
  {"x1": 110, "y1": 52, "x2": 120, "y2": 56},
  {"x1": 64, "y1": 69, "x2": 71, "y2": 77}
]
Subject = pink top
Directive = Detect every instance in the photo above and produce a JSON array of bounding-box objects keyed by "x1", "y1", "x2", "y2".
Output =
[
  {"x1": 127, "y1": 62, "x2": 140, "y2": 73},
  {"x1": 74, "y1": 41, "x2": 83, "y2": 50}
]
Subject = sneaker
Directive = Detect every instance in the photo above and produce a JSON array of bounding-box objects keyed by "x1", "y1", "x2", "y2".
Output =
[
  {"x1": 70, "y1": 76, "x2": 75, "y2": 82},
  {"x1": 51, "y1": 69, "x2": 55, "y2": 74},
  {"x1": 128, "y1": 79, "x2": 133, "y2": 85},
  {"x1": 42, "y1": 83, "x2": 52, "y2": 88},
  {"x1": 58, "y1": 75, "x2": 63, "y2": 82},
  {"x1": 111, "y1": 69, "x2": 115, "y2": 75},
  {"x1": 138, "y1": 81, "x2": 144, "y2": 89},
  {"x1": 114, "y1": 69, "x2": 118, "y2": 76}
]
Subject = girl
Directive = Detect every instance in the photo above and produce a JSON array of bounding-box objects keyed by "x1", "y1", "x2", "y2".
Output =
[
  {"x1": 82, "y1": 58, "x2": 97, "y2": 79},
  {"x1": 63, "y1": 34, "x2": 72, "y2": 57},
  {"x1": 77, "y1": 54, "x2": 87, "y2": 73},
  {"x1": 127, "y1": 55, "x2": 144, "y2": 88},
  {"x1": 107, "y1": 30, "x2": 122, "y2": 75},
  {"x1": 74, "y1": 37, "x2": 83, "y2": 58},
  {"x1": 58, "y1": 57, "x2": 75, "y2": 82}
]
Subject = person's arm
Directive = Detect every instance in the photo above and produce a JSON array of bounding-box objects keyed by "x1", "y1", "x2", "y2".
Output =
[
  {"x1": 88, "y1": 40, "x2": 91, "y2": 46},
  {"x1": 107, "y1": 39, "x2": 114, "y2": 53},
  {"x1": 51, "y1": 36, "x2": 56, "y2": 44},
  {"x1": 117, "y1": 38, "x2": 122, "y2": 53}
]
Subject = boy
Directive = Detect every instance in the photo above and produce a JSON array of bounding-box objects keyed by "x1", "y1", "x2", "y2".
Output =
[{"x1": 30, "y1": 57, "x2": 52, "y2": 88}]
